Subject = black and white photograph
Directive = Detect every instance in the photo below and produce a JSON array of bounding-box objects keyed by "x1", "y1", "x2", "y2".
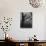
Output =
[{"x1": 20, "y1": 12, "x2": 32, "y2": 28}]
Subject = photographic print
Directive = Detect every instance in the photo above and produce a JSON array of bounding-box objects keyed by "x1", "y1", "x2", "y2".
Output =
[{"x1": 20, "y1": 12, "x2": 32, "y2": 28}]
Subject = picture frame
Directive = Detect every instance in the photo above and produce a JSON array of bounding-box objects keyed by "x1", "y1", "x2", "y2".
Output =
[{"x1": 20, "y1": 12, "x2": 32, "y2": 28}]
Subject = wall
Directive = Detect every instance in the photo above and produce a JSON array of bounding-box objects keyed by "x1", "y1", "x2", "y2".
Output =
[{"x1": 0, "y1": 0, "x2": 46, "y2": 40}]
